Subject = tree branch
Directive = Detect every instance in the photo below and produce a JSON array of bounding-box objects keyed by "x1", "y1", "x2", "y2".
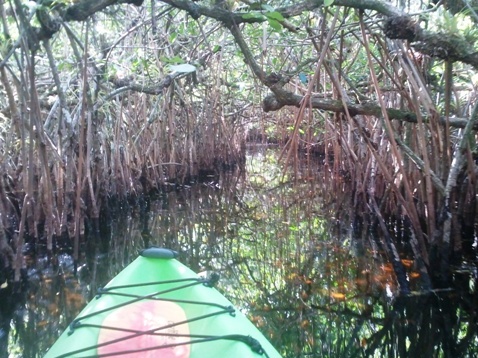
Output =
[
  {"x1": 278, "y1": 0, "x2": 401, "y2": 18},
  {"x1": 65, "y1": 0, "x2": 144, "y2": 21},
  {"x1": 384, "y1": 15, "x2": 478, "y2": 70},
  {"x1": 263, "y1": 91, "x2": 477, "y2": 130}
]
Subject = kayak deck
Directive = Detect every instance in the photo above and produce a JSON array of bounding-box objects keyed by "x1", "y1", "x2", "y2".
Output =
[{"x1": 45, "y1": 248, "x2": 281, "y2": 358}]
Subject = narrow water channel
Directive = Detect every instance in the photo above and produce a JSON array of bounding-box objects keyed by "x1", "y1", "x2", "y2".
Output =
[{"x1": 4, "y1": 147, "x2": 478, "y2": 357}]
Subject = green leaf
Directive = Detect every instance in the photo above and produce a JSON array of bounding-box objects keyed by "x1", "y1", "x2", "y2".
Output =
[
  {"x1": 266, "y1": 11, "x2": 284, "y2": 21},
  {"x1": 267, "y1": 18, "x2": 282, "y2": 32},
  {"x1": 160, "y1": 56, "x2": 185, "y2": 64},
  {"x1": 261, "y1": 4, "x2": 274, "y2": 12},
  {"x1": 169, "y1": 32, "x2": 177, "y2": 43},
  {"x1": 212, "y1": 45, "x2": 222, "y2": 53},
  {"x1": 169, "y1": 64, "x2": 196, "y2": 73},
  {"x1": 242, "y1": 12, "x2": 266, "y2": 20},
  {"x1": 324, "y1": 0, "x2": 334, "y2": 6}
]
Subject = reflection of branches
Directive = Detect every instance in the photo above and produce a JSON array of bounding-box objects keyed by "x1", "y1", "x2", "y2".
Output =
[
  {"x1": 456, "y1": 311, "x2": 478, "y2": 355},
  {"x1": 242, "y1": 257, "x2": 276, "y2": 299},
  {"x1": 308, "y1": 303, "x2": 385, "y2": 325},
  {"x1": 363, "y1": 292, "x2": 478, "y2": 357},
  {"x1": 364, "y1": 312, "x2": 396, "y2": 356}
]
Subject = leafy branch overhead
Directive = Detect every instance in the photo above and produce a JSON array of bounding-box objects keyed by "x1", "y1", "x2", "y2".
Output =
[{"x1": 17, "y1": 0, "x2": 476, "y2": 130}]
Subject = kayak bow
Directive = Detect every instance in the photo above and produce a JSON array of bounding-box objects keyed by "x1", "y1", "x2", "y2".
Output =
[{"x1": 45, "y1": 248, "x2": 282, "y2": 357}]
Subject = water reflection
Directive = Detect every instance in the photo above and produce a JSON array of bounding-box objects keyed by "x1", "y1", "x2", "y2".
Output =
[{"x1": 5, "y1": 147, "x2": 478, "y2": 357}]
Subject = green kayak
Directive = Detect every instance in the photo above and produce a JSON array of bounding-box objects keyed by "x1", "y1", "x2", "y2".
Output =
[{"x1": 45, "y1": 247, "x2": 282, "y2": 357}]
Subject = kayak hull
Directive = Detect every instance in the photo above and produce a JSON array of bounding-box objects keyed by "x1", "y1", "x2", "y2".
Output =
[{"x1": 45, "y1": 248, "x2": 281, "y2": 358}]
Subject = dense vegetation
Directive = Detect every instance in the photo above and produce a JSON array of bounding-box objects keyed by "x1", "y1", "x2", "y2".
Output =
[{"x1": 0, "y1": 0, "x2": 477, "y2": 302}]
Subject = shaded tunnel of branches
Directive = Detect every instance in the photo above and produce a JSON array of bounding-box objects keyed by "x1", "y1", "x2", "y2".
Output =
[{"x1": 0, "y1": 0, "x2": 476, "y2": 294}]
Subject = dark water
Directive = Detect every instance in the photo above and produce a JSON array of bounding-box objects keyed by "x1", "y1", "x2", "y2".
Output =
[{"x1": 3, "y1": 147, "x2": 478, "y2": 357}]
